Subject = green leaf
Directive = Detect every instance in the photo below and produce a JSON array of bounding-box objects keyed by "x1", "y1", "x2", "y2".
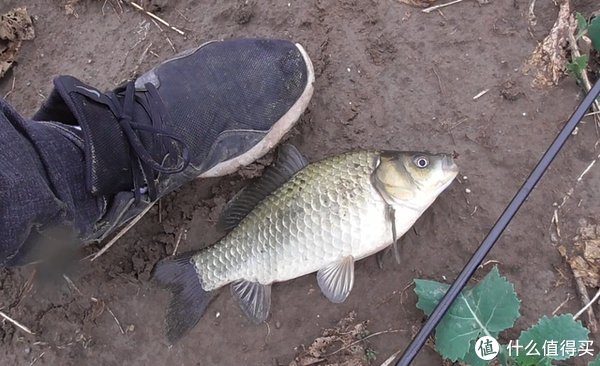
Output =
[
  {"x1": 462, "y1": 340, "x2": 492, "y2": 366},
  {"x1": 589, "y1": 16, "x2": 600, "y2": 52},
  {"x1": 414, "y1": 266, "x2": 521, "y2": 362},
  {"x1": 576, "y1": 12, "x2": 588, "y2": 39},
  {"x1": 514, "y1": 314, "x2": 589, "y2": 366},
  {"x1": 414, "y1": 279, "x2": 449, "y2": 315},
  {"x1": 567, "y1": 55, "x2": 589, "y2": 80}
]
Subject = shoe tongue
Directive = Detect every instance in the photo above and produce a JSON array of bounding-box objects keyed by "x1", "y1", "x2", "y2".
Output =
[{"x1": 51, "y1": 76, "x2": 135, "y2": 196}]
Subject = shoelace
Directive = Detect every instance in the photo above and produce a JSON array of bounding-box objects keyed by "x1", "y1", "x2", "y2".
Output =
[{"x1": 107, "y1": 81, "x2": 190, "y2": 201}]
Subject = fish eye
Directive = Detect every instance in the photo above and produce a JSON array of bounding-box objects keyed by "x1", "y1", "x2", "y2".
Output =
[{"x1": 414, "y1": 156, "x2": 429, "y2": 168}]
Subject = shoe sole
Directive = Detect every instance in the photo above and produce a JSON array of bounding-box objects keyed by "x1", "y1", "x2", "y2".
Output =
[{"x1": 198, "y1": 43, "x2": 315, "y2": 178}]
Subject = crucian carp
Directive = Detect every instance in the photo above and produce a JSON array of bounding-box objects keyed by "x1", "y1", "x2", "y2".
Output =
[{"x1": 153, "y1": 145, "x2": 458, "y2": 341}]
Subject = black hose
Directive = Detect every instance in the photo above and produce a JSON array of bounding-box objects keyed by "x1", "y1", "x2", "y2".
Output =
[{"x1": 396, "y1": 78, "x2": 600, "y2": 366}]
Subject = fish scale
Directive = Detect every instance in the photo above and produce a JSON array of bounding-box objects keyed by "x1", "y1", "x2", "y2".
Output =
[{"x1": 195, "y1": 150, "x2": 388, "y2": 290}]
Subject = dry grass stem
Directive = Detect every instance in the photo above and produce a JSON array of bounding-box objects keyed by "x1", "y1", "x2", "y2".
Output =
[
  {"x1": 127, "y1": 1, "x2": 185, "y2": 35},
  {"x1": 552, "y1": 293, "x2": 572, "y2": 315},
  {"x1": 572, "y1": 273, "x2": 598, "y2": 332},
  {"x1": 422, "y1": 0, "x2": 464, "y2": 13},
  {"x1": 574, "y1": 287, "x2": 600, "y2": 322},
  {"x1": 106, "y1": 305, "x2": 126, "y2": 335},
  {"x1": 0, "y1": 310, "x2": 35, "y2": 334},
  {"x1": 91, "y1": 200, "x2": 156, "y2": 260}
]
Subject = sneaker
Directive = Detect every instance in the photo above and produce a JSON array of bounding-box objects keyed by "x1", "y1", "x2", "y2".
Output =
[{"x1": 33, "y1": 38, "x2": 315, "y2": 242}]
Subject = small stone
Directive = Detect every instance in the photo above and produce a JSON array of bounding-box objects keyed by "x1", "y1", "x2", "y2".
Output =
[
  {"x1": 127, "y1": 324, "x2": 135, "y2": 332},
  {"x1": 216, "y1": 312, "x2": 221, "y2": 318},
  {"x1": 465, "y1": 188, "x2": 471, "y2": 194},
  {"x1": 275, "y1": 321, "x2": 281, "y2": 329}
]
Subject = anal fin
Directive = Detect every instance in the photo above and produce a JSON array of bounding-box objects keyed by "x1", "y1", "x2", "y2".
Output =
[
  {"x1": 317, "y1": 256, "x2": 355, "y2": 303},
  {"x1": 230, "y1": 280, "x2": 272, "y2": 323}
]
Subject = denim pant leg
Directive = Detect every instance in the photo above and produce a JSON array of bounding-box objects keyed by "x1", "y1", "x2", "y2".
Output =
[{"x1": 0, "y1": 99, "x2": 105, "y2": 266}]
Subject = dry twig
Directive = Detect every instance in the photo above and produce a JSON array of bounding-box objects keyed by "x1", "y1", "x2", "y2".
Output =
[
  {"x1": 551, "y1": 293, "x2": 572, "y2": 315},
  {"x1": 380, "y1": 349, "x2": 403, "y2": 366},
  {"x1": 3, "y1": 73, "x2": 16, "y2": 99},
  {"x1": 422, "y1": 0, "x2": 464, "y2": 13},
  {"x1": 0, "y1": 310, "x2": 35, "y2": 334},
  {"x1": 173, "y1": 227, "x2": 185, "y2": 256},
  {"x1": 106, "y1": 305, "x2": 126, "y2": 335},
  {"x1": 91, "y1": 200, "x2": 157, "y2": 260},
  {"x1": 126, "y1": 1, "x2": 185, "y2": 35},
  {"x1": 325, "y1": 329, "x2": 403, "y2": 357},
  {"x1": 574, "y1": 288, "x2": 600, "y2": 322},
  {"x1": 473, "y1": 88, "x2": 490, "y2": 100},
  {"x1": 29, "y1": 351, "x2": 45, "y2": 366},
  {"x1": 571, "y1": 271, "x2": 598, "y2": 332}
]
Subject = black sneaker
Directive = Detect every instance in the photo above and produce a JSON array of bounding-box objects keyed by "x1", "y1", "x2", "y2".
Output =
[{"x1": 33, "y1": 38, "x2": 314, "y2": 242}]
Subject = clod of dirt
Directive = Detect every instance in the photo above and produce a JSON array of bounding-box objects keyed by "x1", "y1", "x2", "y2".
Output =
[
  {"x1": 223, "y1": 1, "x2": 255, "y2": 25},
  {"x1": 563, "y1": 224, "x2": 600, "y2": 288},
  {"x1": 0, "y1": 7, "x2": 35, "y2": 79},
  {"x1": 236, "y1": 152, "x2": 274, "y2": 180},
  {"x1": 366, "y1": 35, "x2": 397, "y2": 66},
  {"x1": 289, "y1": 311, "x2": 374, "y2": 366},
  {"x1": 500, "y1": 80, "x2": 525, "y2": 101},
  {"x1": 524, "y1": 0, "x2": 574, "y2": 86},
  {"x1": 63, "y1": 0, "x2": 80, "y2": 17}
]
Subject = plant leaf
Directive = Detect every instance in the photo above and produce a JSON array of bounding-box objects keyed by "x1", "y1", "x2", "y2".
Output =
[
  {"x1": 414, "y1": 279, "x2": 449, "y2": 315},
  {"x1": 414, "y1": 266, "x2": 521, "y2": 362},
  {"x1": 589, "y1": 16, "x2": 600, "y2": 52},
  {"x1": 514, "y1": 314, "x2": 589, "y2": 366},
  {"x1": 462, "y1": 340, "x2": 492, "y2": 366},
  {"x1": 576, "y1": 12, "x2": 588, "y2": 39},
  {"x1": 566, "y1": 55, "x2": 589, "y2": 80}
]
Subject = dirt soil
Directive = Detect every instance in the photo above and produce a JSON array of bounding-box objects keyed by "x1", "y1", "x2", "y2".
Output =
[{"x1": 1, "y1": 0, "x2": 599, "y2": 365}]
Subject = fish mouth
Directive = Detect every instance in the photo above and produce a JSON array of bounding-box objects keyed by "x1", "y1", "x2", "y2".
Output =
[{"x1": 441, "y1": 154, "x2": 459, "y2": 174}]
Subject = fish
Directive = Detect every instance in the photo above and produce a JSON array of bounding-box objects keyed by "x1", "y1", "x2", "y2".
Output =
[{"x1": 153, "y1": 144, "x2": 458, "y2": 342}]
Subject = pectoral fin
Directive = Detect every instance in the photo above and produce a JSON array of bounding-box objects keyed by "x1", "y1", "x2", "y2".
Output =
[
  {"x1": 377, "y1": 205, "x2": 401, "y2": 269},
  {"x1": 230, "y1": 280, "x2": 271, "y2": 323},
  {"x1": 316, "y1": 256, "x2": 355, "y2": 303}
]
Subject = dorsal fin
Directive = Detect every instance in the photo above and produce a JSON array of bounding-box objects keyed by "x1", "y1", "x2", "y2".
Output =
[{"x1": 218, "y1": 144, "x2": 309, "y2": 231}]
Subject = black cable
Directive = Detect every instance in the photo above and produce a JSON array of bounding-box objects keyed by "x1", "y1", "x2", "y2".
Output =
[{"x1": 396, "y1": 78, "x2": 600, "y2": 366}]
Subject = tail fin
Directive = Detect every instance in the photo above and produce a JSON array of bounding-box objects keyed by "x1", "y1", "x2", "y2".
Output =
[{"x1": 152, "y1": 252, "x2": 214, "y2": 343}]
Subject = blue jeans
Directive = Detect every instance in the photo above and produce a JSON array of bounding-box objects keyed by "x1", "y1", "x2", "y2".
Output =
[{"x1": 0, "y1": 98, "x2": 105, "y2": 266}]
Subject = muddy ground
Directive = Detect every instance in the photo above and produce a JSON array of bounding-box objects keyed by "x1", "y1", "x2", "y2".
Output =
[{"x1": 0, "y1": 0, "x2": 599, "y2": 365}]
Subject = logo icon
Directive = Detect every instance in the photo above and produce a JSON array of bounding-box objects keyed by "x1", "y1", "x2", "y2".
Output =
[{"x1": 475, "y1": 336, "x2": 500, "y2": 360}]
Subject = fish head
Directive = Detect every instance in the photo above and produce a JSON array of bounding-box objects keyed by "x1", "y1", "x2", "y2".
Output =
[{"x1": 373, "y1": 151, "x2": 459, "y2": 208}]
